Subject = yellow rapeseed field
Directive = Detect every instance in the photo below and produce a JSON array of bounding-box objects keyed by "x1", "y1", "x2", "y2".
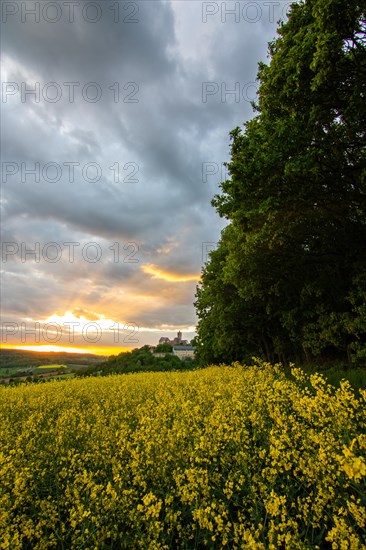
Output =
[{"x1": 0, "y1": 362, "x2": 365, "y2": 549}]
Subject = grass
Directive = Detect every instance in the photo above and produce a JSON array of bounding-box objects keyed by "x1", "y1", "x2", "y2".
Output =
[
  {"x1": 0, "y1": 366, "x2": 26, "y2": 376},
  {"x1": 322, "y1": 365, "x2": 366, "y2": 392},
  {"x1": 293, "y1": 362, "x2": 366, "y2": 393}
]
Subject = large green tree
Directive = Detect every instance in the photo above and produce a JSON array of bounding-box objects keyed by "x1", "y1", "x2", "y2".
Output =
[{"x1": 195, "y1": 0, "x2": 366, "y2": 365}]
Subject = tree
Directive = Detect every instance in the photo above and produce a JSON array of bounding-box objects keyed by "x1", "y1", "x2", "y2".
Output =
[
  {"x1": 155, "y1": 343, "x2": 173, "y2": 353},
  {"x1": 195, "y1": 0, "x2": 366, "y2": 365}
]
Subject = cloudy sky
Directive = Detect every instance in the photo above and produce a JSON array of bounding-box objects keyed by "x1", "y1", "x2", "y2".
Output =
[{"x1": 1, "y1": 0, "x2": 290, "y2": 354}]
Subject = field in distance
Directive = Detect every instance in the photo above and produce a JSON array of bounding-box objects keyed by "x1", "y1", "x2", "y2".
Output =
[
  {"x1": 37, "y1": 364, "x2": 68, "y2": 369},
  {"x1": 0, "y1": 349, "x2": 106, "y2": 383}
]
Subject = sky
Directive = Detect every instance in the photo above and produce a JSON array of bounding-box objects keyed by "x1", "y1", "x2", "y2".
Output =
[{"x1": 1, "y1": 0, "x2": 290, "y2": 355}]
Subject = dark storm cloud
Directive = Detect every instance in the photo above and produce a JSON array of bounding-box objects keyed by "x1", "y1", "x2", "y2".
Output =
[
  {"x1": 2, "y1": 1, "x2": 176, "y2": 81},
  {"x1": 1, "y1": 0, "x2": 284, "y2": 339}
]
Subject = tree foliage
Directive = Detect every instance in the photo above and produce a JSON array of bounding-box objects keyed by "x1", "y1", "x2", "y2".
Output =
[
  {"x1": 78, "y1": 346, "x2": 194, "y2": 377},
  {"x1": 155, "y1": 343, "x2": 173, "y2": 353},
  {"x1": 195, "y1": 0, "x2": 366, "y2": 365}
]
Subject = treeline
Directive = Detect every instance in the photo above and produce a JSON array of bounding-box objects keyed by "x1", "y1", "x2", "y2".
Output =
[
  {"x1": 77, "y1": 346, "x2": 195, "y2": 377},
  {"x1": 195, "y1": 0, "x2": 366, "y2": 367}
]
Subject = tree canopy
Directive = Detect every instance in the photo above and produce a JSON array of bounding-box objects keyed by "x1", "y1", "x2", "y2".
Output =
[{"x1": 195, "y1": 0, "x2": 366, "y2": 366}]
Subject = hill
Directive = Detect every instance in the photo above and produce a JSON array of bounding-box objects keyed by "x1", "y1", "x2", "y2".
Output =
[{"x1": 0, "y1": 348, "x2": 106, "y2": 370}]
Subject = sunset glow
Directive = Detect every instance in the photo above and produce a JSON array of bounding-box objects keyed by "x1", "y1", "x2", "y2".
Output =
[
  {"x1": 2, "y1": 344, "x2": 131, "y2": 356},
  {"x1": 142, "y1": 264, "x2": 200, "y2": 283},
  {"x1": 44, "y1": 310, "x2": 116, "y2": 331}
]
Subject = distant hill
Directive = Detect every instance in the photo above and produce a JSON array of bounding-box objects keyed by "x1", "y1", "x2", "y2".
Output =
[{"x1": 0, "y1": 349, "x2": 107, "y2": 370}]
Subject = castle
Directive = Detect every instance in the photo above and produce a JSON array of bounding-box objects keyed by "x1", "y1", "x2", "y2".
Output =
[{"x1": 158, "y1": 331, "x2": 189, "y2": 346}]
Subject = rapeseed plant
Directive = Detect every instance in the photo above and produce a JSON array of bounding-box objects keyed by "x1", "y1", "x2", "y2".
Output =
[{"x1": 0, "y1": 363, "x2": 365, "y2": 548}]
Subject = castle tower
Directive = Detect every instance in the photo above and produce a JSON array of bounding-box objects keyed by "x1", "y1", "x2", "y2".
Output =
[{"x1": 177, "y1": 330, "x2": 182, "y2": 343}]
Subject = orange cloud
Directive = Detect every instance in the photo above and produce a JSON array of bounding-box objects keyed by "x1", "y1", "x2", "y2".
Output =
[{"x1": 142, "y1": 264, "x2": 200, "y2": 283}]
